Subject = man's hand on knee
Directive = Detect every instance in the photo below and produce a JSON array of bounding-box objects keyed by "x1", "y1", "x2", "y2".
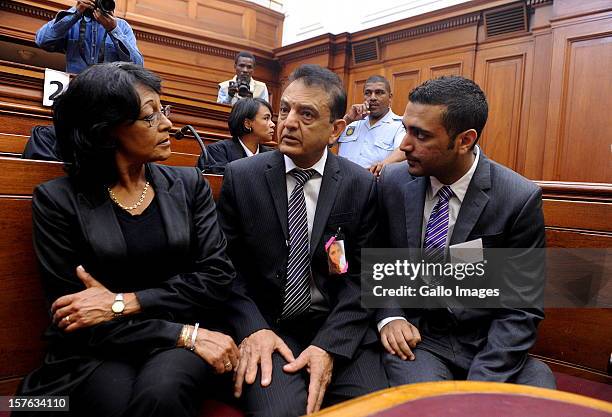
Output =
[
  {"x1": 283, "y1": 345, "x2": 334, "y2": 414},
  {"x1": 380, "y1": 319, "x2": 421, "y2": 361},
  {"x1": 233, "y1": 329, "x2": 295, "y2": 398}
]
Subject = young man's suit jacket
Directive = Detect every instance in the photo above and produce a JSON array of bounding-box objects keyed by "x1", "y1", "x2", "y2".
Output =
[
  {"x1": 375, "y1": 152, "x2": 546, "y2": 382},
  {"x1": 217, "y1": 150, "x2": 378, "y2": 360}
]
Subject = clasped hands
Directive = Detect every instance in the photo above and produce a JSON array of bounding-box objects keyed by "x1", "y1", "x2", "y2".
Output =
[{"x1": 234, "y1": 329, "x2": 333, "y2": 414}]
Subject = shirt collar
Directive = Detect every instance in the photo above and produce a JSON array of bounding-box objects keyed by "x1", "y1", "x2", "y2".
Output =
[
  {"x1": 238, "y1": 139, "x2": 259, "y2": 157},
  {"x1": 429, "y1": 146, "x2": 480, "y2": 203},
  {"x1": 284, "y1": 147, "x2": 327, "y2": 177},
  {"x1": 365, "y1": 108, "x2": 395, "y2": 130}
]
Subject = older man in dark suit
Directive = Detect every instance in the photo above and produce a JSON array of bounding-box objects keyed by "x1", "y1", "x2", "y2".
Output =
[
  {"x1": 217, "y1": 64, "x2": 388, "y2": 417},
  {"x1": 375, "y1": 76, "x2": 555, "y2": 388}
]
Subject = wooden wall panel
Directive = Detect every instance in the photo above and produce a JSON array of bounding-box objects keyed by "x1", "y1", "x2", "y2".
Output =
[
  {"x1": 194, "y1": 1, "x2": 244, "y2": 38},
  {"x1": 522, "y1": 31, "x2": 553, "y2": 180},
  {"x1": 475, "y1": 46, "x2": 530, "y2": 170},
  {"x1": 555, "y1": 36, "x2": 611, "y2": 182},
  {"x1": 350, "y1": 79, "x2": 368, "y2": 108},
  {"x1": 429, "y1": 62, "x2": 462, "y2": 79},
  {"x1": 543, "y1": 15, "x2": 612, "y2": 183},
  {"x1": 390, "y1": 70, "x2": 421, "y2": 116},
  {"x1": 386, "y1": 52, "x2": 474, "y2": 116}
]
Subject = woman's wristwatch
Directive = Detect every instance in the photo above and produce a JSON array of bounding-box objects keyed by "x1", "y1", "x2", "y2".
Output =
[{"x1": 111, "y1": 293, "x2": 125, "y2": 317}]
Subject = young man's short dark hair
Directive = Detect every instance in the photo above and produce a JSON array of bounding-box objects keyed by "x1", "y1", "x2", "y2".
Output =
[
  {"x1": 288, "y1": 64, "x2": 347, "y2": 121},
  {"x1": 409, "y1": 75, "x2": 488, "y2": 141},
  {"x1": 235, "y1": 51, "x2": 256, "y2": 65}
]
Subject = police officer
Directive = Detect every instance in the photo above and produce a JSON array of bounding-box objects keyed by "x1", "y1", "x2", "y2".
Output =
[{"x1": 337, "y1": 75, "x2": 406, "y2": 175}]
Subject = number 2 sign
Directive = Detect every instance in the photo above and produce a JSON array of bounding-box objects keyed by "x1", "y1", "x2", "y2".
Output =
[{"x1": 43, "y1": 68, "x2": 70, "y2": 107}]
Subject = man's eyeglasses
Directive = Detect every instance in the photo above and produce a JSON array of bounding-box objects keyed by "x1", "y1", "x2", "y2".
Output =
[{"x1": 138, "y1": 105, "x2": 171, "y2": 128}]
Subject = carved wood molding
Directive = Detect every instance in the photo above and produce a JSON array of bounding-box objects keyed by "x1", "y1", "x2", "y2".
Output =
[
  {"x1": 527, "y1": 0, "x2": 553, "y2": 7},
  {"x1": 379, "y1": 12, "x2": 481, "y2": 44},
  {"x1": 136, "y1": 32, "x2": 235, "y2": 60},
  {"x1": 278, "y1": 44, "x2": 331, "y2": 64},
  {"x1": 277, "y1": 11, "x2": 484, "y2": 63},
  {"x1": 0, "y1": 0, "x2": 55, "y2": 20}
]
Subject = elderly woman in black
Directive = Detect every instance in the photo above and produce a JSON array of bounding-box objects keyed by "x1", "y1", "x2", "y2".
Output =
[
  {"x1": 18, "y1": 62, "x2": 238, "y2": 417},
  {"x1": 197, "y1": 97, "x2": 275, "y2": 172}
]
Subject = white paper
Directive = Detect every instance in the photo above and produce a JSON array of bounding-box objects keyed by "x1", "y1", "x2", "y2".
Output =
[
  {"x1": 43, "y1": 68, "x2": 70, "y2": 107},
  {"x1": 450, "y1": 238, "x2": 484, "y2": 264}
]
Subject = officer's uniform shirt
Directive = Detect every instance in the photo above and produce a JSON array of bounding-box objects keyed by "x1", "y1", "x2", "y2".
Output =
[{"x1": 337, "y1": 109, "x2": 405, "y2": 168}]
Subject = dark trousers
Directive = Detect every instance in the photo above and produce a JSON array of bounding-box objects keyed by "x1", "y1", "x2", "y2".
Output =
[
  {"x1": 69, "y1": 348, "x2": 226, "y2": 417},
  {"x1": 241, "y1": 324, "x2": 388, "y2": 417},
  {"x1": 384, "y1": 348, "x2": 556, "y2": 389}
]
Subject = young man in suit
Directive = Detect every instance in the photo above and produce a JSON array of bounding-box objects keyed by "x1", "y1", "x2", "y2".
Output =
[
  {"x1": 376, "y1": 76, "x2": 555, "y2": 388},
  {"x1": 217, "y1": 64, "x2": 387, "y2": 417}
]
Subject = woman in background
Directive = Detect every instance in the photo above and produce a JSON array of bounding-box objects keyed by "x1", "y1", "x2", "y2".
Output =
[
  {"x1": 18, "y1": 62, "x2": 238, "y2": 417},
  {"x1": 197, "y1": 97, "x2": 275, "y2": 172}
]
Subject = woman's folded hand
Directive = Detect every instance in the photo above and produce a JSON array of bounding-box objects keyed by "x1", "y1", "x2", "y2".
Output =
[{"x1": 51, "y1": 265, "x2": 117, "y2": 332}]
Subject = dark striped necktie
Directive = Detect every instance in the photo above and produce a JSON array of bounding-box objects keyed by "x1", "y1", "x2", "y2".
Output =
[
  {"x1": 423, "y1": 185, "x2": 453, "y2": 263},
  {"x1": 281, "y1": 168, "x2": 317, "y2": 320}
]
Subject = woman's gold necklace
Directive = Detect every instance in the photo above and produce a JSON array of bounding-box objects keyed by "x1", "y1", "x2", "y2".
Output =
[{"x1": 108, "y1": 181, "x2": 150, "y2": 211}]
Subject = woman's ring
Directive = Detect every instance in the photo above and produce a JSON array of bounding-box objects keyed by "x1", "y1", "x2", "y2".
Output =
[
  {"x1": 64, "y1": 315, "x2": 71, "y2": 323},
  {"x1": 224, "y1": 361, "x2": 232, "y2": 370}
]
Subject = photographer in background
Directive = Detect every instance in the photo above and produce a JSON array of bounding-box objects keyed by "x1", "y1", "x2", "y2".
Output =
[
  {"x1": 217, "y1": 51, "x2": 269, "y2": 106},
  {"x1": 35, "y1": 0, "x2": 143, "y2": 74}
]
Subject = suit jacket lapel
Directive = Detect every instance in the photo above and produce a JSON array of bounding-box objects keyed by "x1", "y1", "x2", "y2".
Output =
[
  {"x1": 149, "y1": 164, "x2": 190, "y2": 254},
  {"x1": 450, "y1": 155, "x2": 491, "y2": 245},
  {"x1": 404, "y1": 176, "x2": 427, "y2": 248},
  {"x1": 310, "y1": 153, "x2": 341, "y2": 257},
  {"x1": 265, "y1": 151, "x2": 289, "y2": 240},
  {"x1": 230, "y1": 140, "x2": 247, "y2": 160},
  {"x1": 78, "y1": 184, "x2": 127, "y2": 262}
]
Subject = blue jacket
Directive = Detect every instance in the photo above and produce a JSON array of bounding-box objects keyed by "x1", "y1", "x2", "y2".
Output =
[{"x1": 36, "y1": 7, "x2": 143, "y2": 74}]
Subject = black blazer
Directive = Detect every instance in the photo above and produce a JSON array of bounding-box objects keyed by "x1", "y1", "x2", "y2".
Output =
[
  {"x1": 197, "y1": 139, "x2": 273, "y2": 172},
  {"x1": 20, "y1": 164, "x2": 235, "y2": 395},
  {"x1": 22, "y1": 125, "x2": 61, "y2": 161},
  {"x1": 376, "y1": 152, "x2": 546, "y2": 382},
  {"x1": 217, "y1": 150, "x2": 378, "y2": 360}
]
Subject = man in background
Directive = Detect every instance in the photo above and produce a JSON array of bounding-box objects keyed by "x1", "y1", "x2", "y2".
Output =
[
  {"x1": 337, "y1": 75, "x2": 405, "y2": 175},
  {"x1": 217, "y1": 51, "x2": 269, "y2": 106},
  {"x1": 36, "y1": 0, "x2": 143, "y2": 74}
]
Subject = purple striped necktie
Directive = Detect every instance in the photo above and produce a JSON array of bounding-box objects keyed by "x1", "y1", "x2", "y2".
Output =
[
  {"x1": 281, "y1": 168, "x2": 317, "y2": 320},
  {"x1": 423, "y1": 185, "x2": 453, "y2": 263}
]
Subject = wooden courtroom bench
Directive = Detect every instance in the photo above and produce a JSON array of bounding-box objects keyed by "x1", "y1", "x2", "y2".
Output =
[
  {"x1": 0, "y1": 59, "x2": 234, "y2": 162},
  {"x1": 0, "y1": 157, "x2": 609, "y2": 409},
  {"x1": 531, "y1": 181, "x2": 612, "y2": 400}
]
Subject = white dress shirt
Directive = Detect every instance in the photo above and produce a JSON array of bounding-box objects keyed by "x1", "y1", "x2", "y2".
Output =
[
  {"x1": 377, "y1": 146, "x2": 481, "y2": 332},
  {"x1": 284, "y1": 148, "x2": 328, "y2": 311},
  {"x1": 238, "y1": 139, "x2": 259, "y2": 157}
]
